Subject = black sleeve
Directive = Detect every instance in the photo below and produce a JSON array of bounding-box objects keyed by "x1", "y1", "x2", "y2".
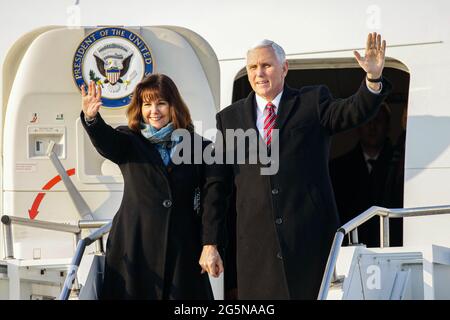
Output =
[
  {"x1": 318, "y1": 77, "x2": 392, "y2": 134},
  {"x1": 201, "y1": 112, "x2": 233, "y2": 247},
  {"x1": 80, "y1": 111, "x2": 132, "y2": 164}
]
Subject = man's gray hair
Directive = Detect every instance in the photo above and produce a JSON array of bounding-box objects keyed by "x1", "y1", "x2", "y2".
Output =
[{"x1": 247, "y1": 39, "x2": 286, "y2": 64}]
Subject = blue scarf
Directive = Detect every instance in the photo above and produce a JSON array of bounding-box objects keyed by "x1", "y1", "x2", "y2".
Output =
[{"x1": 140, "y1": 122, "x2": 182, "y2": 166}]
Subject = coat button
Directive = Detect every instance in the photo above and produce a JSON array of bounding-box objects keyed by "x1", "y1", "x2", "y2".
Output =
[
  {"x1": 276, "y1": 252, "x2": 283, "y2": 260},
  {"x1": 163, "y1": 200, "x2": 172, "y2": 208},
  {"x1": 275, "y1": 218, "x2": 283, "y2": 225},
  {"x1": 271, "y1": 188, "x2": 279, "y2": 195}
]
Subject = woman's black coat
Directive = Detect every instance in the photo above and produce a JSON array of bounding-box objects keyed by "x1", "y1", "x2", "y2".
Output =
[{"x1": 81, "y1": 112, "x2": 213, "y2": 300}]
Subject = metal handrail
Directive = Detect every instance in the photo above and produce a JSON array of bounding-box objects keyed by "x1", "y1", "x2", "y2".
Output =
[
  {"x1": 2, "y1": 215, "x2": 81, "y2": 233},
  {"x1": 2, "y1": 215, "x2": 79, "y2": 259},
  {"x1": 1, "y1": 214, "x2": 111, "y2": 259},
  {"x1": 318, "y1": 204, "x2": 450, "y2": 300},
  {"x1": 59, "y1": 221, "x2": 112, "y2": 300},
  {"x1": 1, "y1": 214, "x2": 111, "y2": 300}
]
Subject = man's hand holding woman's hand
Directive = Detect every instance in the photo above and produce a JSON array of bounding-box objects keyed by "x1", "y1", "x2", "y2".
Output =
[{"x1": 199, "y1": 245, "x2": 224, "y2": 278}]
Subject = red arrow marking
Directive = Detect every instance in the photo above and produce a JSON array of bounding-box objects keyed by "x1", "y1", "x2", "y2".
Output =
[
  {"x1": 28, "y1": 168, "x2": 76, "y2": 219},
  {"x1": 28, "y1": 193, "x2": 45, "y2": 219},
  {"x1": 42, "y1": 168, "x2": 75, "y2": 190}
]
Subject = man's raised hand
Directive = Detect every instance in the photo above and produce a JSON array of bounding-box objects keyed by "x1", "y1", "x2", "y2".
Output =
[{"x1": 354, "y1": 32, "x2": 386, "y2": 80}]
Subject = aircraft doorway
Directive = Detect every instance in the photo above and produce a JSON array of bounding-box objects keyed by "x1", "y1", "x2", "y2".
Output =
[{"x1": 227, "y1": 58, "x2": 410, "y2": 299}]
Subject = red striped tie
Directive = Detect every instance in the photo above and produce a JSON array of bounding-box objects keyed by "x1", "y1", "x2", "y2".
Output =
[{"x1": 264, "y1": 102, "x2": 277, "y2": 146}]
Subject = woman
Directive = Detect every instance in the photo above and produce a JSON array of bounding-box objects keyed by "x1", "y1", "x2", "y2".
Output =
[{"x1": 80, "y1": 74, "x2": 222, "y2": 299}]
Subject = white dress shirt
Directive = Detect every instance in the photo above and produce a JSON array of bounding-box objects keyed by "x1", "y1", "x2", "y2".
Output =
[
  {"x1": 255, "y1": 91, "x2": 283, "y2": 139},
  {"x1": 363, "y1": 151, "x2": 380, "y2": 173}
]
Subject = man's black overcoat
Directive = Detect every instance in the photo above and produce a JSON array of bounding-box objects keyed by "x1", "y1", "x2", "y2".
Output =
[{"x1": 202, "y1": 80, "x2": 392, "y2": 299}]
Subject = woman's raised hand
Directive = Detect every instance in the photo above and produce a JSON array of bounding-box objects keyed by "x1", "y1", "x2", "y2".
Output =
[{"x1": 81, "y1": 81, "x2": 103, "y2": 119}]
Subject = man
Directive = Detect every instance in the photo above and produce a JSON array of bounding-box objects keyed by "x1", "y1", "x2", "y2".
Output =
[
  {"x1": 200, "y1": 33, "x2": 391, "y2": 299},
  {"x1": 330, "y1": 103, "x2": 403, "y2": 247}
]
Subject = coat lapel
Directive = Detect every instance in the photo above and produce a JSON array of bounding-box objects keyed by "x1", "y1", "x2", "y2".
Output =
[
  {"x1": 239, "y1": 91, "x2": 268, "y2": 147},
  {"x1": 243, "y1": 85, "x2": 298, "y2": 132},
  {"x1": 136, "y1": 133, "x2": 170, "y2": 179},
  {"x1": 275, "y1": 85, "x2": 298, "y2": 131},
  {"x1": 241, "y1": 91, "x2": 258, "y2": 132},
  {"x1": 241, "y1": 86, "x2": 298, "y2": 142}
]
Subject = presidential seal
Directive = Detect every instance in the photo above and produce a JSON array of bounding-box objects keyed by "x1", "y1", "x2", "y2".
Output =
[{"x1": 73, "y1": 27, "x2": 154, "y2": 108}]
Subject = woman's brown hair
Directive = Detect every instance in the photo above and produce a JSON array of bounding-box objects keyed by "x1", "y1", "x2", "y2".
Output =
[{"x1": 127, "y1": 73, "x2": 193, "y2": 132}]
